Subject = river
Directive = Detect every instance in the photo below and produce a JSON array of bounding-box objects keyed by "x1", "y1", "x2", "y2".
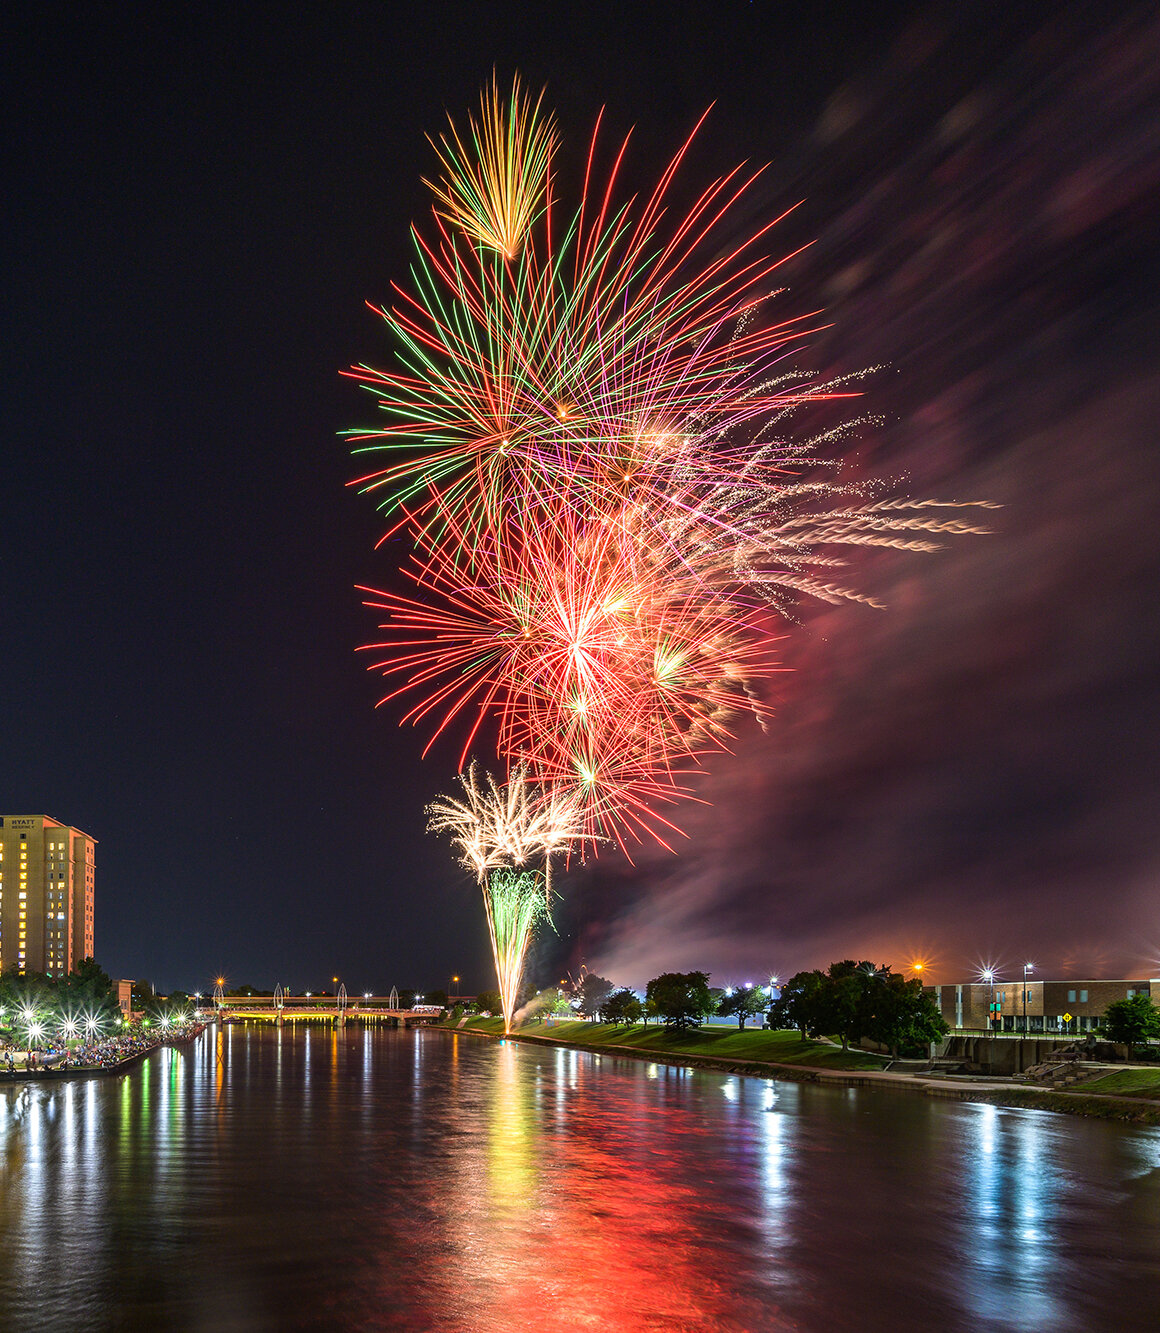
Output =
[{"x1": 1, "y1": 1024, "x2": 1158, "y2": 1331}]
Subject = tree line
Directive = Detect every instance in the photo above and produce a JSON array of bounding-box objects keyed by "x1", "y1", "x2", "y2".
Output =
[
  {"x1": 455, "y1": 961, "x2": 950, "y2": 1059},
  {"x1": 770, "y1": 961, "x2": 948, "y2": 1058}
]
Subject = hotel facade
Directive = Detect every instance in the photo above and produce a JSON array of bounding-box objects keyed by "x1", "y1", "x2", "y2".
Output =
[{"x1": 0, "y1": 815, "x2": 95, "y2": 977}]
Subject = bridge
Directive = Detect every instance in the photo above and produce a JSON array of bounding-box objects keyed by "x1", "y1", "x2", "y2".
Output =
[{"x1": 212, "y1": 986, "x2": 447, "y2": 1029}]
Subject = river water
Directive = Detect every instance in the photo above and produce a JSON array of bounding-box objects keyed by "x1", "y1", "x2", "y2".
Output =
[{"x1": 1, "y1": 1025, "x2": 1158, "y2": 1331}]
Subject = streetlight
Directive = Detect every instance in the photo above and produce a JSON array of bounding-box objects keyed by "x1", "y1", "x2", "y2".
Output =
[
  {"x1": 451, "y1": 975, "x2": 460, "y2": 1000},
  {"x1": 981, "y1": 968, "x2": 996, "y2": 1032},
  {"x1": 1022, "y1": 963, "x2": 1035, "y2": 1035}
]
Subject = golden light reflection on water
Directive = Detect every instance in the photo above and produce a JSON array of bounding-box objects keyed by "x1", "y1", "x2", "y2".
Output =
[
  {"x1": 486, "y1": 1040, "x2": 537, "y2": 1214},
  {"x1": 214, "y1": 1024, "x2": 224, "y2": 1109}
]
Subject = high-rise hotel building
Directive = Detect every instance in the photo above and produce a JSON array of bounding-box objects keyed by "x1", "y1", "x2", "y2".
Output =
[{"x1": 0, "y1": 815, "x2": 95, "y2": 976}]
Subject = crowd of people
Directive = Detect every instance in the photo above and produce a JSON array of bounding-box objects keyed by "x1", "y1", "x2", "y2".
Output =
[{"x1": 1, "y1": 1017, "x2": 205, "y2": 1076}]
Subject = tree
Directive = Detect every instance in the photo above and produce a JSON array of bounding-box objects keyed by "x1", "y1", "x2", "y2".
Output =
[
  {"x1": 473, "y1": 990, "x2": 502, "y2": 1016},
  {"x1": 1103, "y1": 994, "x2": 1160, "y2": 1049},
  {"x1": 532, "y1": 988, "x2": 572, "y2": 1016},
  {"x1": 425, "y1": 989, "x2": 449, "y2": 1008},
  {"x1": 817, "y1": 961, "x2": 885, "y2": 1051},
  {"x1": 862, "y1": 972, "x2": 948, "y2": 1058},
  {"x1": 768, "y1": 962, "x2": 945, "y2": 1055},
  {"x1": 66, "y1": 957, "x2": 114, "y2": 998},
  {"x1": 770, "y1": 970, "x2": 828, "y2": 1040},
  {"x1": 645, "y1": 972, "x2": 715, "y2": 1029},
  {"x1": 577, "y1": 973, "x2": 614, "y2": 1019},
  {"x1": 59, "y1": 958, "x2": 118, "y2": 1023},
  {"x1": 718, "y1": 985, "x2": 768, "y2": 1030},
  {"x1": 603, "y1": 989, "x2": 642, "y2": 1026}
]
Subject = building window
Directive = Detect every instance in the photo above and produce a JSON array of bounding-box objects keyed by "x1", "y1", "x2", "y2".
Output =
[
  {"x1": 1068, "y1": 990, "x2": 1076, "y2": 1003},
  {"x1": 1080, "y1": 989, "x2": 1088, "y2": 1003}
]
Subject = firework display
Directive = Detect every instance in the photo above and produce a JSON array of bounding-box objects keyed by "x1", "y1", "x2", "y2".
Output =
[
  {"x1": 427, "y1": 764, "x2": 582, "y2": 1030},
  {"x1": 350, "y1": 77, "x2": 989, "y2": 851},
  {"x1": 349, "y1": 78, "x2": 989, "y2": 999},
  {"x1": 425, "y1": 762, "x2": 583, "y2": 890}
]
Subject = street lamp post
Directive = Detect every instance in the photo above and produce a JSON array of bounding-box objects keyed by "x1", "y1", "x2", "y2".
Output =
[
  {"x1": 981, "y1": 969, "x2": 995, "y2": 1032},
  {"x1": 1022, "y1": 963, "x2": 1034, "y2": 1035}
]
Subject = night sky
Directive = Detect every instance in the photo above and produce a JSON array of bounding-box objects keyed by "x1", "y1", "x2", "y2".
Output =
[{"x1": 6, "y1": 4, "x2": 1158, "y2": 996}]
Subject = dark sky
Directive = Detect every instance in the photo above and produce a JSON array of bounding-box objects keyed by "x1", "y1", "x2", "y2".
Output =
[{"x1": 5, "y1": 3, "x2": 1158, "y2": 995}]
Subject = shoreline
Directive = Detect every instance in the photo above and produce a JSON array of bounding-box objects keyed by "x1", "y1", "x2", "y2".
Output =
[
  {"x1": 436, "y1": 1021, "x2": 1160, "y2": 1126},
  {"x1": 0, "y1": 1022, "x2": 208, "y2": 1084}
]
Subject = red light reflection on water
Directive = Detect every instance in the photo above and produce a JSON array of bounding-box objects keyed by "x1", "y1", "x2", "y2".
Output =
[{"x1": 408, "y1": 1040, "x2": 789, "y2": 1333}]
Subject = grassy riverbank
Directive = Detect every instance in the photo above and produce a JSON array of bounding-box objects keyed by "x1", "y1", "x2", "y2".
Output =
[
  {"x1": 972, "y1": 1087, "x2": 1160, "y2": 1125},
  {"x1": 441, "y1": 1018, "x2": 1160, "y2": 1124},
  {"x1": 1069, "y1": 1068, "x2": 1160, "y2": 1099},
  {"x1": 447, "y1": 1016, "x2": 890, "y2": 1071}
]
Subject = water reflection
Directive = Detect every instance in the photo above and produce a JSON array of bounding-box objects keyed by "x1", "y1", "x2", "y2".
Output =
[
  {"x1": 1, "y1": 1028, "x2": 1159, "y2": 1330},
  {"x1": 487, "y1": 1040, "x2": 537, "y2": 1213}
]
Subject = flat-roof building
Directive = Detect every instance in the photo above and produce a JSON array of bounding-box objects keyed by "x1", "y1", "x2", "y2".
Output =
[
  {"x1": 927, "y1": 977, "x2": 1160, "y2": 1034},
  {"x1": 0, "y1": 815, "x2": 95, "y2": 977}
]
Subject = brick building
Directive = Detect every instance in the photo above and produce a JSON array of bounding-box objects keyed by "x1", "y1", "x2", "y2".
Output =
[{"x1": 927, "y1": 977, "x2": 1160, "y2": 1034}]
